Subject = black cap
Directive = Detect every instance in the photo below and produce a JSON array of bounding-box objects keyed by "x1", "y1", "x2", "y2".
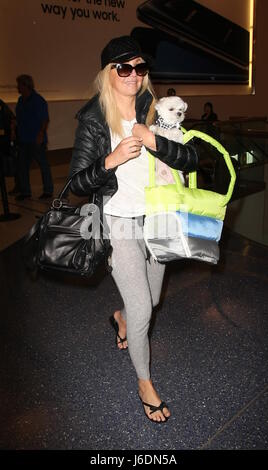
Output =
[{"x1": 101, "y1": 35, "x2": 149, "y2": 69}]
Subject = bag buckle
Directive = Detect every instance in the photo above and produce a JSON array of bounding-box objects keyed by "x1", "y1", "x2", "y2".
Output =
[{"x1": 52, "y1": 198, "x2": 63, "y2": 210}]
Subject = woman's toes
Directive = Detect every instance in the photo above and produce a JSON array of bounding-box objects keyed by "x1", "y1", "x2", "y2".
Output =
[
  {"x1": 117, "y1": 336, "x2": 128, "y2": 350},
  {"x1": 152, "y1": 414, "x2": 160, "y2": 422},
  {"x1": 163, "y1": 407, "x2": 171, "y2": 419},
  {"x1": 147, "y1": 410, "x2": 166, "y2": 422},
  {"x1": 155, "y1": 408, "x2": 170, "y2": 421}
]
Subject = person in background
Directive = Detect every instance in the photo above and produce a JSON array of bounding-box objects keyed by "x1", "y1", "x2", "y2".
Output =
[
  {"x1": 0, "y1": 98, "x2": 19, "y2": 193},
  {"x1": 69, "y1": 36, "x2": 198, "y2": 423},
  {"x1": 201, "y1": 101, "x2": 218, "y2": 122},
  {"x1": 166, "y1": 87, "x2": 176, "y2": 97},
  {"x1": 0, "y1": 98, "x2": 16, "y2": 154},
  {"x1": 15, "y1": 75, "x2": 53, "y2": 200},
  {"x1": 199, "y1": 102, "x2": 220, "y2": 186}
]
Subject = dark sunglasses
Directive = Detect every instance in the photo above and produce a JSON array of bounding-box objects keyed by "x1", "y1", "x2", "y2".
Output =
[{"x1": 111, "y1": 62, "x2": 149, "y2": 77}]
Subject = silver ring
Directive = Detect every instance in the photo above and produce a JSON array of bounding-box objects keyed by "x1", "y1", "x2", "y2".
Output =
[{"x1": 52, "y1": 198, "x2": 63, "y2": 209}]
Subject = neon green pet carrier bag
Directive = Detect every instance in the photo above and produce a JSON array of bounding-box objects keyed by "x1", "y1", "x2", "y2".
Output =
[{"x1": 144, "y1": 129, "x2": 236, "y2": 264}]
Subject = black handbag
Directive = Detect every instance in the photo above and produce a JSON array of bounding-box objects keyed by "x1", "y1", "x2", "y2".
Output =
[{"x1": 23, "y1": 177, "x2": 112, "y2": 278}]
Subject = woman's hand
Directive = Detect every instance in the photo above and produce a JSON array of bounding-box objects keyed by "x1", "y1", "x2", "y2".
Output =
[
  {"x1": 105, "y1": 136, "x2": 143, "y2": 170},
  {"x1": 132, "y1": 124, "x2": 156, "y2": 151}
]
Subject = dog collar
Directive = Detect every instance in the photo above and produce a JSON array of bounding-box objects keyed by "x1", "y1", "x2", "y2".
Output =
[{"x1": 156, "y1": 115, "x2": 181, "y2": 130}]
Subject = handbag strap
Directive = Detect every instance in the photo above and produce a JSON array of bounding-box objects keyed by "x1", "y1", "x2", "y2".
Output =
[
  {"x1": 54, "y1": 177, "x2": 97, "y2": 205},
  {"x1": 57, "y1": 177, "x2": 74, "y2": 200},
  {"x1": 49, "y1": 177, "x2": 75, "y2": 209},
  {"x1": 148, "y1": 128, "x2": 236, "y2": 207}
]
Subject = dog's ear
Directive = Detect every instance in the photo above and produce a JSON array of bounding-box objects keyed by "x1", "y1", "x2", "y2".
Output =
[
  {"x1": 183, "y1": 102, "x2": 188, "y2": 112},
  {"x1": 155, "y1": 100, "x2": 162, "y2": 112}
]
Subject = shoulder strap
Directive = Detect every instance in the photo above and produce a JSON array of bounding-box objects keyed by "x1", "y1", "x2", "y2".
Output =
[{"x1": 57, "y1": 178, "x2": 74, "y2": 200}]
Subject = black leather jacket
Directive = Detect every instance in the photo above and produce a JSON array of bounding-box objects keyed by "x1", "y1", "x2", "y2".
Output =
[{"x1": 69, "y1": 90, "x2": 198, "y2": 198}]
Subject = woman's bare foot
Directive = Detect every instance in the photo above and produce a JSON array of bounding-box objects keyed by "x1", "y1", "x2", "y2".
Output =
[
  {"x1": 138, "y1": 379, "x2": 171, "y2": 422},
  {"x1": 113, "y1": 310, "x2": 128, "y2": 350}
]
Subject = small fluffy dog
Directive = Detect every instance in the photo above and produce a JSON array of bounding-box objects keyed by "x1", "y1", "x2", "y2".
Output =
[
  {"x1": 150, "y1": 95, "x2": 188, "y2": 143},
  {"x1": 150, "y1": 96, "x2": 188, "y2": 184}
]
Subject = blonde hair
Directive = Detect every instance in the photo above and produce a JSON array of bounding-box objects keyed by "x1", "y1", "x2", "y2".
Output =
[{"x1": 93, "y1": 65, "x2": 157, "y2": 138}]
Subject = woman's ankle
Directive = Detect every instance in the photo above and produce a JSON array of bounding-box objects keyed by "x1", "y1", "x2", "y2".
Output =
[
  {"x1": 138, "y1": 378, "x2": 153, "y2": 391},
  {"x1": 114, "y1": 310, "x2": 122, "y2": 322}
]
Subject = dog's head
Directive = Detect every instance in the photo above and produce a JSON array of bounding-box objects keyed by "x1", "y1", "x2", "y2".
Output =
[{"x1": 155, "y1": 96, "x2": 188, "y2": 125}]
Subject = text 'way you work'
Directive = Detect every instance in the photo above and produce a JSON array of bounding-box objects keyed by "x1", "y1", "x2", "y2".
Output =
[{"x1": 41, "y1": 1, "x2": 125, "y2": 21}]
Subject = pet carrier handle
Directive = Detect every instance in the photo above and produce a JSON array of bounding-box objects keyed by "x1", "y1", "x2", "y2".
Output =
[
  {"x1": 148, "y1": 129, "x2": 236, "y2": 207},
  {"x1": 182, "y1": 129, "x2": 236, "y2": 205}
]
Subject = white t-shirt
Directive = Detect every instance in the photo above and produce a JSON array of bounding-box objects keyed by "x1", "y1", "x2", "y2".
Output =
[{"x1": 104, "y1": 119, "x2": 149, "y2": 217}]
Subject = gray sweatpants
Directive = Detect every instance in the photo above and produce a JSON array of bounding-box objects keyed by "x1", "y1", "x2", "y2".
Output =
[{"x1": 107, "y1": 215, "x2": 166, "y2": 380}]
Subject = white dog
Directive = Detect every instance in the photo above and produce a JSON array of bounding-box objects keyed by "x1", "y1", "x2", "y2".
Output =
[
  {"x1": 150, "y1": 96, "x2": 188, "y2": 184},
  {"x1": 150, "y1": 96, "x2": 188, "y2": 143}
]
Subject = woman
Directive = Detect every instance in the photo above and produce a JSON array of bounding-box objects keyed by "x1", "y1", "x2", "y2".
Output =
[
  {"x1": 69, "y1": 36, "x2": 198, "y2": 423},
  {"x1": 201, "y1": 102, "x2": 218, "y2": 122}
]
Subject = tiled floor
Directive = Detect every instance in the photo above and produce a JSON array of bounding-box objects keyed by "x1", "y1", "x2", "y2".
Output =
[{"x1": 0, "y1": 162, "x2": 268, "y2": 451}]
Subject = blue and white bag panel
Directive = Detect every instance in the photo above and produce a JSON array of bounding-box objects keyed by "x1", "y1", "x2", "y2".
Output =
[
  {"x1": 143, "y1": 212, "x2": 221, "y2": 265},
  {"x1": 178, "y1": 211, "x2": 223, "y2": 242}
]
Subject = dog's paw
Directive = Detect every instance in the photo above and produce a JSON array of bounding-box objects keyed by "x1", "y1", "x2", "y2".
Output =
[
  {"x1": 149, "y1": 125, "x2": 157, "y2": 134},
  {"x1": 164, "y1": 129, "x2": 183, "y2": 143}
]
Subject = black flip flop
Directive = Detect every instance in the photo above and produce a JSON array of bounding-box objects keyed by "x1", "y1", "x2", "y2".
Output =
[
  {"x1": 109, "y1": 315, "x2": 128, "y2": 351},
  {"x1": 139, "y1": 395, "x2": 170, "y2": 423}
]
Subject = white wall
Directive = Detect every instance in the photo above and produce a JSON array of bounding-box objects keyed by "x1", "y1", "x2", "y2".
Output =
[
  {"x1": 2, "y1": 0, "x2": 261, "y2": 150},
  {"x1": 8, "y1": 99, "x2": 84, "y2": 150}
]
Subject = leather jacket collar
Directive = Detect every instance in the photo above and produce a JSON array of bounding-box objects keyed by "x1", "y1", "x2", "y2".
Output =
[{"x1": 76, "y1": 90, "x2": 153, "y2": 126}]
